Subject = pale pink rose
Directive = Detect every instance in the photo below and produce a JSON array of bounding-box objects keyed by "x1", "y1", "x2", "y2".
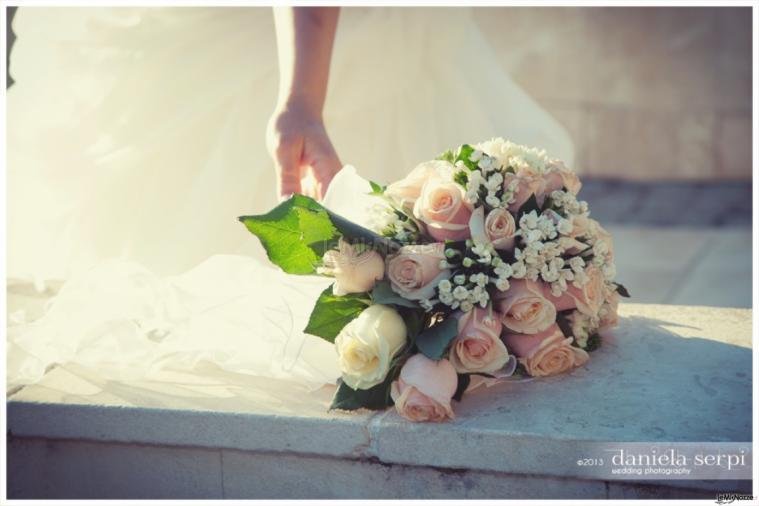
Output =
[
  {"x1": 568, "y1": 214, "x2": 591, "y2": 238},
  {"x1": 390, "y1": 354, "x2": 458, "y2": 423},
  {"x1": 558, "y1": 236, "x2": 590, "y2": 255},
  {"x1": 386, "y1": 243, "x2": 450, "y2": 300},
  {"x1": 589, "y1": 219, "x2": 614, "y2": 259},
  {"x1": 385, "y1": 160, "x2": 454, "y2": 213},
  {"x1": 503, "y1": 173, "x2": 545, "y2": 213},
  {"x1": 543, "y1": 266, "x2": 606, "y2": 316},
  {"x1": 413, "y1": 179, "x2": 473, "y2": 241},
  {"x1": 493, "y1": 279, "x2": 557, "y2": 334},
  {"x1": 542, "y1": 160, "x2": 582, "y2": 196},
  {"x1": 599, "y1": 289, "x2": 620, "y2": 330},
  {"x1": 449, "y1": 307, "x2": 510, "y2": 373},
  {"x1": 469, "y1": 206, "x2": 516, "y2": 251},
  {"x1": 321, "y1": 239, "x2": 385, "y2": 296},
  {"x1": 503, "y1": 324, "x2": 589, "y2": 377}
]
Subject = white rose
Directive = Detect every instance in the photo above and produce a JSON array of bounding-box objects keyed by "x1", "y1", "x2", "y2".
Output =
[
  {"x1": 335, "y1": 304, "x2": 407, "y2": 390},
  {"x1": 321, "y1": 239, "x2": 385, "y2": 296}
]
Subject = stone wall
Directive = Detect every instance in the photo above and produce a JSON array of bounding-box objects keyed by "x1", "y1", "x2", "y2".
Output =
[{"x1": 475, "y1": 7, "x2": 752, "y2": 180}]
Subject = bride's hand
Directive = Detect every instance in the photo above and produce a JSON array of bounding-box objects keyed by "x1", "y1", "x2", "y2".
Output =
[
  {"x1": 270, "y1": 7, "x2": 341, "y2": 202},
  {"x1": 267, "y1": 104, "x2": 342, "y2": 202}
]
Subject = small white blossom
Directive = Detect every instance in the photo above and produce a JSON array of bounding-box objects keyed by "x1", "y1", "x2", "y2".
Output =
[
  {"x1": 568, "y1": 256, "x2": 585, "y2": 272},
  {"x1": 453, "y1": 286, "x2": 469, "y2": 300},
  {"x1": 485, "y1": 194, "x2": 501, "y2": 207},
  {"x1": 495, "y1": 278, "x2": 510, "y2": 291},
  {"x1": 511, "y1": 261, "x2": 527, "y2": 278},
  {"x1": 420, "y1": 299, "x2": 434, "y2": 311},
  {"x1": 557, "y1": 219, "x2": 573, "y2": 235}
]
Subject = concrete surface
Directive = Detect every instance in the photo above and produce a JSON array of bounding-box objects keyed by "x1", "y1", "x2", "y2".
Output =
[
  {"x1": 606, "y1": 226, "x2": 751, "y2": 308},
  {"x1": 7, "y1": 303, "x2": 752, "y2": 499}
]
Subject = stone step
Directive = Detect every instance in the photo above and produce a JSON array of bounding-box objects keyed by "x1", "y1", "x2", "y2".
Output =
[{"x1": 6, "y1": 303, "x2": 752, "y2": 499}]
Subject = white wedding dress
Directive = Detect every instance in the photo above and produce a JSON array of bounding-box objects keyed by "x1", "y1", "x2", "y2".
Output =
[{"x1": 7, "y1": 7, "x2": 574, "y2": 391}]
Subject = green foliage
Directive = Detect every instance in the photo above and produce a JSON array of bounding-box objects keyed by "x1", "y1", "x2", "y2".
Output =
[
  {"x1": 400, "y1": 307, "x2": 427, "y2": 344},
  {"x1": 516, "y1": 194, "x2": 540, "y2": 221},
  {"x1": 512, "y1": 362, "x2": 528, "y2": 377},
  {"x1": 453, "y1": 170, "x2": 469, "y2": 187},
  {"x1": 303, "y1": 285, "x2": 369, "y2": 343},
  {"x1": 453, "y1": 374, "x2": 470, "y2": 402},
  {"x1": 369, "y1": 180, "x2": 386, "y2": 196},
  {"x1": 584, "y1": 333, "x2": 602, "y2": 352},
  {"x1": 615, "y1": 283, "x2": 631, "y2": 298},
  {"x1": 371, "y1": 279, "x2": 419, "y2": 308},
  {"x1": 453, "y1": 372, "x2": 498, "y2": 402},
  {"x1": 239, "y1": 195, "x2": 338, "y2": 275},
  {"x1": 455, "y1": 144, "x2": 478, "y2": 171},
  {"x1": 415, "y1": 315, "x2": 459, "y2": 360},
  {"x1": 555, "y1": 310, "x2": 574, "y2": 339},
  {"x1": 329, "y1": 376, "x2": 395, "y2": 411},
  {"x1": 436, "y1": 149, "x2": 456, "y2": 163},
  {"x1": 324, "y1": 209, "x2": 399, "y2": 253}
]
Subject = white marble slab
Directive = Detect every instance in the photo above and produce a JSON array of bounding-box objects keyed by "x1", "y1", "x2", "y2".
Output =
[{"x1": 7, "y1": 303, "x2": 751, "y2": 499}]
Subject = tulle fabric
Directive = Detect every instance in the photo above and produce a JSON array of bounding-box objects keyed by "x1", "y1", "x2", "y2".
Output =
[
  {"x1": 5, "y1": 167, "x2": 371, "y2": 391},
  {"x1": 7, "y1": 7, "x2": 574, "y2": 389}
]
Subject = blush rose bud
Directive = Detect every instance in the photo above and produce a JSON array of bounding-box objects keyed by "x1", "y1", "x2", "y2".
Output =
[
  {"x1": 503, "y1": 324, "x2": 589, "y2": 377},
  {"x1": 493, "y1": 279, "x2": 557, "y2": 334},
  {"x1": 543, "y1": 266, "x2": 605, "y2": 317},
  {"x1": 320, "y1": 239, "x2": 385, "y2": 296},
  {"x1": 449, "y1": 306, "x2": 511, "y2": 374},
  {"x1": 386, "y1": 243, "x2": 451, "y2": 300},
  {"x1": 542, "y1": 160, "x2": 582, "y2": 196},
  {"x1": 468, "y1": 206, "x2": 516, "y2": 251},
  {"x1": 391, "y1": 354, "x2": 458, "y2": 423},
  {"x1": 385, "y1": 160, "x2": 454, "y2": 214},
  {"x1": 413, "y1": 179, "x2": 473, "y2": 241}
]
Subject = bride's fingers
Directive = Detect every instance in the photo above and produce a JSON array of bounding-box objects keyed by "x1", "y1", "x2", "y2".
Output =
[
  {"x1": 275, "y1": 141, "x2": 303, "y2": 201},
  {"x1": 309, "y1": 147, "x2": 342, "y2": 201}
]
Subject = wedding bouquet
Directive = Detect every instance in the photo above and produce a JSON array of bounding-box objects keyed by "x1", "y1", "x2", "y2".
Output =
[{"x1": 240, "y1": 138, "x2": 628, "y2": 423}]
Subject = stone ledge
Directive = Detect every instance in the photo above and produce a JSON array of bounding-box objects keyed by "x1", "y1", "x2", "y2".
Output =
[{"x1": 7, "y1": 303, "x2": 753, "y2": 498}]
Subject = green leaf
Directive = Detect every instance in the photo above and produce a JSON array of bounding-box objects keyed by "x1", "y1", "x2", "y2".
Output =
[
  {"x1": 436, "y1": 149, "x2": 456, "y2": 163},
  {"x1": 239, "y1": 195, "x2": 338, "y2": 275},
  {"x1": 452, "y1": 372, "x2": 497, "y2": 402},
  {"x1": 555, "y1": 310, "x2": 574, "y2": 339},
  {"x1": 455, "y1": 144, "x2": 478, "y2": 171},
  {"x1": 303, "y1": 285, "x2": 369, "y2": 343},
  {"x1": 371, "y1": 279, "x2": 419, "y2": 308},
  {"x1": 415, "y1": 315, "x2": 459, "y2": 360},
  {"x1": 517, "y1": 194, "x2": 540, "y2": 221},
  {"x1": 330, "y1": 375, "x2": 395, "y2": 411},
  {"x1": 399, "y1": 307, "x2": 427, "y2": 344},
  {"x1": 453, "y1": 374, "x2": 470, "y2": 402},
  {"x1": 368, "y1": 180, "x2": 385, "y2": 196},
  {"x1": 324, "y1": 209, "x2": 400, "y2": 255},
  {"x1": 512, "y1": 362, "x2": 528, "y2": 377},
  {"x1": 584, "y1": 333, "x2": 602, "y2": 352},
  {"x1": 615, "y1": 283, "x2": 631, "y2": 298},
  {"x1": 453, "y1": 170, "x2": 469, "y2": 187}
]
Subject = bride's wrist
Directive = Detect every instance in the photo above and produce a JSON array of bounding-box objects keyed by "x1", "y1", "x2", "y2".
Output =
[{"x1": 275, "y1": 92, "x2": 324, "y2": 121}]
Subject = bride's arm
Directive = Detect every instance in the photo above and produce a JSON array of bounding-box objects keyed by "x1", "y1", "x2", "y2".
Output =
[{"x1": 268, "y1": 7, "x2": 342, "y2": 201}]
